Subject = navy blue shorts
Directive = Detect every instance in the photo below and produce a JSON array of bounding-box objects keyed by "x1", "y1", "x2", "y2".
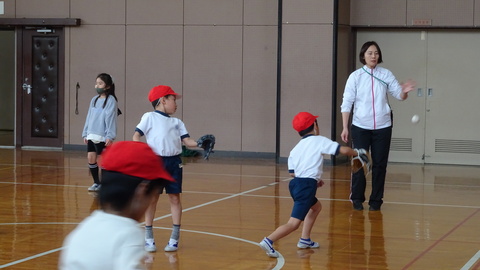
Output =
[
  {"x1": 289, "y1": 177, "x2": 318, "y2": 220},
  {"x1": 87, "y1": 140, "x2": 105, "y2": 155},
  {"x1": 160, "y1": 155, "x2": 183, "y2": 194}
]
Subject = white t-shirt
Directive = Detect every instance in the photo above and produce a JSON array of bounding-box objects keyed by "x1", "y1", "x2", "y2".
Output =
[
  {"x1": 59, "y1": 210, "x2": 146, "y2": 270},
  {"x1": 135, "y1": 111, "x2": 189, "y2": 157},
  {"x1": 288, "y1": 135, "x2": 340, "y2": 181}
]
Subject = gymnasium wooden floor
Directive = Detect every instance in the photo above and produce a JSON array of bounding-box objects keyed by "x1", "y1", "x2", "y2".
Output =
[{"x1": 0, "y1": 148, "x2": 479, "y2": 269}]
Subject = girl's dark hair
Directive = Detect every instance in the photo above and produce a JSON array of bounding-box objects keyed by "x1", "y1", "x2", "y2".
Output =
[
  {"x1": 99, "y1": 171, "x2": 164, "y2": 211},
  {"x1": 359, "y1": 41, "x2": 383, "y2": 65},
  {"x1": 94, "y1": 73, "x2": 118, "y2": 109}
]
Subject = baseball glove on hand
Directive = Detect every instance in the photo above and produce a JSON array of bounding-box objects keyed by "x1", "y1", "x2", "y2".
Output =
[
  {"x1": 197, "y1": 134, "x2": 215, "y2": 160},
  {"x1": 352, "y1": 148, "x2": 372, "y2": 177}
]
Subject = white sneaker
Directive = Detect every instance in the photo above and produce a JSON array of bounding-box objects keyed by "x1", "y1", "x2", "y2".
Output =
[
  {"x1": 88, "y1": 183, "x2": 101, "y2": 192},
  {"x1": 259, "y1": 238, "x2": 279, "y2": 258},
  {"x1": 145, "y1": 238, "x2": 157, "y2": 252},
  {"x1": 164, "y1": 239, "x2": 178, "y2": 252},
  {"x1": 297, "y1": 239, "x2": 320, "y2": 249}
]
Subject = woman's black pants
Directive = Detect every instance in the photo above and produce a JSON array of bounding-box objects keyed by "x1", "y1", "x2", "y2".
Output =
[{"x1": 350, "y1": 125, "x2": 392, "y2": 208}]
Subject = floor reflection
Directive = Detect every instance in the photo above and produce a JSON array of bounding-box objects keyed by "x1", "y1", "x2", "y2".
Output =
[{"x1": 297, "y1": 248, "x2": 315, "y2": 270}]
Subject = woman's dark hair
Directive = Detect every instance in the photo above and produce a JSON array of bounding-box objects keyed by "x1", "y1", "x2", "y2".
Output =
[
  {"x1": 94, "y1": 73, "x2": 118, "y2": 109},
  {"x1": 359, "y1": 41, "x2": 383, "y2": 65},
  {"x1": 99, "y1": 171, "x2": 164, "y2": 211}
]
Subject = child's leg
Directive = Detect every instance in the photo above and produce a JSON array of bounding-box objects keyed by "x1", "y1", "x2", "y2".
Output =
[
  {"x1": 168, "y1": 193, "x2": 182, "y2": 225},
  {"x1": 87, "y1": 152, "x2": 99, "y2": 184},
  {"x1": 87, "y1": 141, "x2": 105, "y2": 186},
  {"x1": 145, "y1": 193, "x2": 160, "y2": 229},
  {"x1": 168, "y1": 193, "x2": 182, "y2": 238},
  {"x1": 144, "y1": 193, "x2": 160, "y2": 252},
  {"x1": 267, "y1": 217, "x2": 302, "y2": 242},
  {"x1": 301, "y1": 200, "x2": 322, "y2": 239},
  {"x1": 165, "y1": 193, "x2": 182, "y2": 252},
  {"x1": 87, "y1": 151, "x2": 97, "y2": 164}
]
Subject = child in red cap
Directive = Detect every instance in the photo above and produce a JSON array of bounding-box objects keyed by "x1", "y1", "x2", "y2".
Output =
[
  {"x1": 133, "y1": 85, "x2": 206, "y2": 253},
  {"x1": 59, "y1": 141, "x2": 174, "y2": 269},
  {"x1": 259, "y1": 112, "x2": 364, "y2": 258}
]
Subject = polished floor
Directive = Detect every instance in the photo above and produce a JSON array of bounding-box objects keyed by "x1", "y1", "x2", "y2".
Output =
[{"x1": 0, "y1": 148, "x2": 479, "y2": 269}]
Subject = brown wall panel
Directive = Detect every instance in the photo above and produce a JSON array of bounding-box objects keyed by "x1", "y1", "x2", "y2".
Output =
[
  {"x1": 0, "y1": 0, "x2": 15, "y2": 17},
  {"x1": 244, "y1": 0, "x2": 278, "y2": 26},
  {"x1": 126, "y1": 0, "x2": 183, "y2": 25},
  {"x1": 71, "y1": 0, "x2": 126, "y2": 25},
  {"x1": 351, "y1": 0, "x2": 407, "y2": 26},
  {"x1": 183, "y1": 26, "x2": 243, "y2": 151},
  {"x1": 68, "y1": 25, "x2": 126, "y2": 144},
  {"x1": 335, "y1": 26, "x2": 353, "y2": 146},
  {"x1": 184, "y1": 0, "x2": 243, "y2": 25},
  {"x1": 15, "y1": 0, "x2": 69, "y2": 18},
  {"x1": 283, "y1": 0, "x2": 334, "y2": 24},
  {"x1": 476, "y1": 0, "x2": 480, "y2": 26},
  {"x1": 242, "y1": 26, "x2": 277, "y2": 153},
  {"x1": 125, "y1": 25, "x2": 184, "y2": 138},
  {"x1": 338, "y1": 0, "x2": 351, "y2": 26},
  {"x1": 280, "y1": 24, "x2": 333, "y2": 157},
  {"x1": 407, "y1": 0, "x2": 474, "y2": 26}
]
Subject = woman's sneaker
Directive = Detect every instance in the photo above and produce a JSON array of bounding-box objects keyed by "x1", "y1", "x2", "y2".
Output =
[
  {"x1": 297, "y1": 238, "x2": 320, "y2": 249},
  {"x1": 259, "y1": 237, "x2": 279, "y2": 258}
]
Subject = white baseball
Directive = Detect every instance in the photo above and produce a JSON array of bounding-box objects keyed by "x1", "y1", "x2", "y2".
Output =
[{"x1": 411, "y1": 114, "x2": 420, "y2": 124}]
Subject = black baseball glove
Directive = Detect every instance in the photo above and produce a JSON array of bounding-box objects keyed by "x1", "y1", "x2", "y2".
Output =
[{"x1": 197, "y1": 134, "x2": 215, "y2": 160}]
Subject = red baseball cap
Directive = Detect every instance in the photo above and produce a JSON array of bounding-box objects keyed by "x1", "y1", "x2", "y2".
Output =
[
  {"x1": 101, "y1": 141, "x2": 174, "y2": 182},
  {"x1": 148, "y1": 85, "x2": 181, "y2": 102},
  {"x1": 292, "y1": 112, "x2": 318, "y2": 132}
]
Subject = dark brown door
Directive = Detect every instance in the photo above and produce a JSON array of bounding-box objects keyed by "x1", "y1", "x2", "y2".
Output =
[{"x1": 20, "y1": 28, "x2": 64, "y2": 147}]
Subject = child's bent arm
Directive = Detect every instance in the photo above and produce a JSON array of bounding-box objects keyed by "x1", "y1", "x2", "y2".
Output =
[
  {"x1": 339, "y1": 146, "x2": 357, "y2": 157},
  {"x1": 182, "y1": 137, "x2": 198, "y2": 148},
  {"x1": 132, "y1": 131, "x2": 142, "y2": 141}
]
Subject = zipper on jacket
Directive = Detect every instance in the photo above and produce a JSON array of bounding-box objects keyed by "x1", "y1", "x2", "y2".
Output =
[{"x1": 370, "y1": 68, "x2": 376, "y2": 129}]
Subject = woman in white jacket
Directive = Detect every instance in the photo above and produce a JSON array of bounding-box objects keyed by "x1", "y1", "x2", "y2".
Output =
[{"x1": 340, "y1": 41, "x2": 415, "y2": 211}]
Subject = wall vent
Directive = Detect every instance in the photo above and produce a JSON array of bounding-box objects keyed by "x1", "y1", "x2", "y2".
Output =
[
  {"x1": 435, "y1": 139, "x2": 480, "y2": 154},
  {"x1": 390, "y1": 138, "x2": 412, "y2": 152}
]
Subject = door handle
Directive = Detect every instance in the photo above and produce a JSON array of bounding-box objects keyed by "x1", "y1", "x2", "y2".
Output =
[
  {"x1": 417, "y1": 88, "x2": 423, "y2": 97},
  {"x1": 427, "y1": 88, "x2": 433, "y2": 97},
  {"x1": 22, "y1": 83, "x2": 32, "y2": 94}
]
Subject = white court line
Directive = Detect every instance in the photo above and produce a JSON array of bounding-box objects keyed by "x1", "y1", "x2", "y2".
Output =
[
  {"x1": 0, "y1": 248, "x2": 64, "y2": 269},
  {"x1": 3, "y1": 172, "x2": 480, "y2": 188},
  {"x1": 460, "y1": 250, "x2": 480, "y2": 270},
  {"x1": 180, "y1": 191, "x2": 480, "y2": 209},
  {"x1": 0, "y1": 222, "x2": 79, "y2": 226},
  {"x1": 151, "y1": 179, "x2": 291, "y2": 222},
  {"x1": 154, "y1": 226, "x2": 285, "y2": 270}
]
